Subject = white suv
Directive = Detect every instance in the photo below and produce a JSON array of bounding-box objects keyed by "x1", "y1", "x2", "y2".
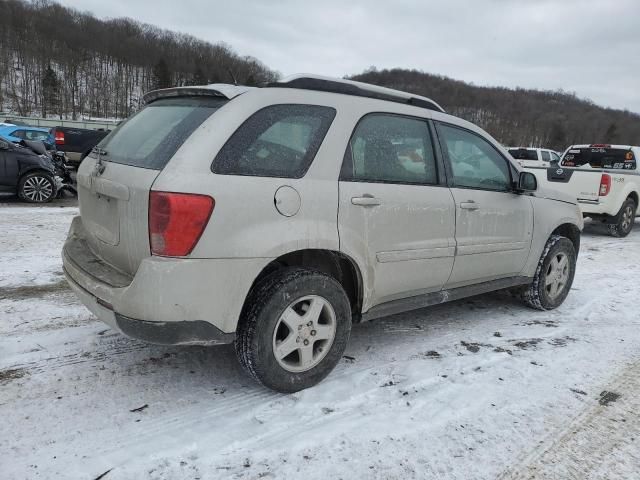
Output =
[
  {"x1": 508, "y1": 147, "x2": 561, "y2": 168},
  {"x1": 62, "y1": 75, "x2": 583, "y2": 392}
]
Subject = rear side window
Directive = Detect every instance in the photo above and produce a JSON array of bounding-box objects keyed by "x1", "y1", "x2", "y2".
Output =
[
  {"x1": 341, "y1": 114, "x2": 437, "y2": 184},
  {"x1": 212, "y1": 104, "x2": 336, "y2": 178},
  {"x1": 541, "y1": 150, "x2": 551, "y2": 161},
  {"x1": 98, "y1": 97, "x2": 227, "y2": 170},
  {"x1": 508, "y1": 148, "x2": 538, "y2": 161},
  {"x1": 562, "y1": 147, "x2": 636, "y2": 170}
]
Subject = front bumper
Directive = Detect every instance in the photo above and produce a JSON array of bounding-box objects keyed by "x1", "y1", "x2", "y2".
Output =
[{"x1": 62, "y1": 216, "x2": 271, "y2": 345}]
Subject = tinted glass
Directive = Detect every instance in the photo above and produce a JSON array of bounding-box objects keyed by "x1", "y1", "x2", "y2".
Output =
[
  {"x1": 440, "y1": 124, "x2": 511, "y2": 191},
  {"x1": 98, "y1": 97, "x2": 227, "y2": 170},
  {"x1": 508, "y1": 148, "x2": 538, "y2": 161},
  {"x1": 561, "y1": 147, "x2": 636, "y2": 170},
  {"x1": 341, "y1": 114, "x2": 437, "y2": 184},
  {"x1": 541, "y1": 150, "x2": 551, "y2": 161},
  {"x1": 12, "y1": 130, "x2": 25, "y2": 139},
  {"x1": 25, "y1": 130, "x2": 49, "y2": 141},
  {"x1": 213, "y1": 104, "x2": 336, "y2": 178}
]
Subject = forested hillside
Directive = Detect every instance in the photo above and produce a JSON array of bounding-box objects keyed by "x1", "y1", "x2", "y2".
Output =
[
  {"x1": 2, "y1": 0, "x2": 639, "y2": 149},
  {"x1": 0, "y1": 0, "x2": 277, "y2": 120},
  {"x1": 351, "y1": 68, "x2": 640, "y2": 150}
]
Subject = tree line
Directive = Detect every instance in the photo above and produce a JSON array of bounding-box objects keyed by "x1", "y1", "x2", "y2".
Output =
[
  {"x1": 0, "y1": 0, "x2": 278, "y2": 120},
  {"x1": 2, "y1": 0, "x2": 639, "y2": 149},
  {"x1": 350, "y1": 68, "x2": 640, "y2": 150}
]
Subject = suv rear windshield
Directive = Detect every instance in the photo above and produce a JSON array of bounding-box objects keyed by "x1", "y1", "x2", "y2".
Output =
[
  {"x1": 508, "y1": 148, "x2": 538, "y2": 161},
  {"x1": 212, "y1": 104, "x2": 336, "y2": 178},
  {"x1": 97, "y1": 97, "x2": 227, "y2": 170},
  {"x1": 561, "y1": 147, "x2": 636, "y2": 170}
]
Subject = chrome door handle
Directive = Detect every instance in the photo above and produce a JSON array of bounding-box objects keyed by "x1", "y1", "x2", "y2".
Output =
[
  {"x1": 351, "y1": 195, "x2": 381, "y2": 207},
  {"x1": 460, "y1": 201, "x2": 479, "y2": 210}
]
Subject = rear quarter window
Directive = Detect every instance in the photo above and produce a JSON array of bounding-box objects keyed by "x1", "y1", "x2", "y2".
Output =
[{"x1": 212, "y1": 104, "x2": 336, "y2": 178}]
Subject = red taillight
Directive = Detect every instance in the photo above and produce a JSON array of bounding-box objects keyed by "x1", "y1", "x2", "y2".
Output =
[
  {"x1": 149, "y1": 191, "x2": 214, "y2": 257},
  {"x1": 54, "y1": 130, "x2": 65, "y2": 145},
  {"x1": 599, "y1": 174, "x2": 611, "y2": 196}
]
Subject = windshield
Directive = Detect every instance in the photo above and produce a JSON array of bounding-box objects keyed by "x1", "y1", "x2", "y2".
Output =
[
  {"x1": 561, "y1": 147, "x2": 636, "y2": 170},
  {"x1": 97, "y1": 96, "x2": 227, "y2": 170}
]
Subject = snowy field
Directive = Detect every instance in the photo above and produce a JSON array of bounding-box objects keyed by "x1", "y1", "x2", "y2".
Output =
[{"x1": 1, "y1": 202, "x2": 639, "y2": 480}]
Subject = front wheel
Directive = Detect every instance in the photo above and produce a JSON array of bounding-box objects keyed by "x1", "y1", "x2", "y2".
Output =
[
  {"x1": 522, "y1": 235, "x2": 576, "y2": 310},
  {"x1": 236, "y1": 268, "x2": 352, "y2": 393},
  {"x1": 18, "y1": 172, "x2": 56, "y2": 203},
  {"x1": 608, "y1": 198, "x2": 636, "y2": 238}
]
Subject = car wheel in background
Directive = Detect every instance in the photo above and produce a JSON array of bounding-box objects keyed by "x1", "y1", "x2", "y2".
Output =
[
  {"x1": 522, "y1": 235, "x2": 576, "y2": 311},
  {"x1": 18, "y1": 172, "x2": 56, "y2": 203},
  {"x1": 608, "y1": 198, "x2": 636, "y2": 238},
  {"x1": 236, "y1": 268, "x2": 352, "y2": 393}
]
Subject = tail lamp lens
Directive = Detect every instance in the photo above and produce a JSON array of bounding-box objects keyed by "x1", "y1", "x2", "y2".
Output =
[
  {"x1": 599, "y1": 174, "x2": 611, "y2": 196},
  {"x1": 149, "y1": 191, "x2": 214, "y2": 256}
]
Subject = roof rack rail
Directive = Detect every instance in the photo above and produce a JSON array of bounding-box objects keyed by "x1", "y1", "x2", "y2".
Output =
[{"x1": 266, "y1": 74, "x2": 445, "y2": 113}]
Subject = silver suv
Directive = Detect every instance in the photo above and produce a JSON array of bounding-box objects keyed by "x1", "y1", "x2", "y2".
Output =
[{"x1": 62, "y1": 75, "x2": 583, "y2": 392}]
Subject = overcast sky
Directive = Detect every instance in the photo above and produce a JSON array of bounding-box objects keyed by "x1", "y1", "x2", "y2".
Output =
[{"x1": 59, "y1": 0, "x2": 640, "y2": 113}]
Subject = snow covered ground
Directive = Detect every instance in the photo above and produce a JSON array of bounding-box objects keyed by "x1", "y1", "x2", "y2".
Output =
[{"x1": 1, "y1": 203, "x2": 639, "y2": 480}]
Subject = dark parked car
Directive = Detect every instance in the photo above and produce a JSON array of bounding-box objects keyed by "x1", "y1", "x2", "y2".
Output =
[
  {"x1": 50, "y1": 126, "x2": 110, "y2": 165},
  {"x1": 0, "y1": 136, "x2": 57, "y2": 203}
]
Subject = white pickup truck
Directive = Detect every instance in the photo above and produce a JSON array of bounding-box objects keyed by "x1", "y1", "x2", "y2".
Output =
[{"x1": 526, "y1": 144, "x2": 640, "y2": 237}]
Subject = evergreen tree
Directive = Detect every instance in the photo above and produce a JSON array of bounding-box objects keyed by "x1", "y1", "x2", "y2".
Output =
[
  {"x1": 152, "y1": 59, "x2": 172, "y2": 90},
  {"x1": 604, "y1": 122, "x2": 619, "y2": 144},
  {"x1": 42, "y1": 65, "x2": 60, "y2": 118}
]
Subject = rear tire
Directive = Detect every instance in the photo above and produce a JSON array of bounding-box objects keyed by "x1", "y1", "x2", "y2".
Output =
[
  {"x1": 18, "y1": 171, "x2": 56, "y2": 203},
  {"x1": 522, "y1": 235, "x2": 576, "y2": 311},
  {"x1": 608, "y1": 198, "x2": 636, "y2": 237},
  {"x1": 235, "y1": 268, "x2": 352, "y2": 393}
]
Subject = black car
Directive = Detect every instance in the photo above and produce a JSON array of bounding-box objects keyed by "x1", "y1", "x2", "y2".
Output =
[{"x1": 0, "y1": 135, "x2": 57, "y2": 203}]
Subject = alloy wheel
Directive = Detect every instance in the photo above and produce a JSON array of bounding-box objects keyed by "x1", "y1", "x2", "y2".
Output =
[
  {"x1": 272, "y1": 295, "x2": 337, "y2": 373},
  {"x1": 22, "y1": 176, "x2": 53, "y2": 202},
  {"x1": 545, "y1": 252, "x2": 569, "y2": 299}
]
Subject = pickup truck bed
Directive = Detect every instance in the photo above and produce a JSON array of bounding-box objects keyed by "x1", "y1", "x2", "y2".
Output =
[{"x1": 51, "y1": 126, "x2": 110, "y2": 165}]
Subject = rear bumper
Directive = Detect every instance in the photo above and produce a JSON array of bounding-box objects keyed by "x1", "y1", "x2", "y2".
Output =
[
  {"x1": 62, "y1": 216, "x2": 271, "y2": 344},
  {"x1": 578, "y1": 199, "x2": 618, "y2": 217},
  {"x1": 64, "y1": 269, "x2": 234, "y2": 345}
]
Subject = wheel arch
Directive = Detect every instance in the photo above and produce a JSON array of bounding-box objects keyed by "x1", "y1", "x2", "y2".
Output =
[
  {"x1": 550, "y1": 223, "x2": 581, "y2": 254},
  {"x1": 626, "y1": 190, "x2": 639, "y2": 207},
  {"x1": 244, "y1": 249, "x2": 364, "y2": 319},
  {"x1": 19, "y1": 166, "x2": 55, "y2": 181}
]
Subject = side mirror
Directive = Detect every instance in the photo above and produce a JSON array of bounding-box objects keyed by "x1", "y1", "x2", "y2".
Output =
[
  {"x1": 518, "y1": 171, "x2": 537, "y2": 192},
  {"x1": 550, "y1": 158, "x2": 559, "y2": 166}
]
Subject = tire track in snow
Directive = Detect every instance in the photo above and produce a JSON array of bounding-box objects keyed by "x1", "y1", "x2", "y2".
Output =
[{"x1": 497, "y1": 359, "x2": 640, "y2": 480}]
